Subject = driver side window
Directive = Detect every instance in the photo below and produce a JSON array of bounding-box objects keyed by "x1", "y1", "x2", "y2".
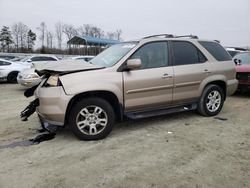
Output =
[{"x1": 130, "y1": 42, "x2": 169, "y2": 69}]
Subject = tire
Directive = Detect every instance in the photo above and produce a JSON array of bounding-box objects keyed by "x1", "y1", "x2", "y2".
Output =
[
  {"x1": 69, "y1": 97, "x2": 115, "y2": 141},
  {"x1": 7, "y1": 71, "x2": 19, "y2": 83},
  {"x1": 198, "y1": 84, "x2": 225, "y2": 116}
]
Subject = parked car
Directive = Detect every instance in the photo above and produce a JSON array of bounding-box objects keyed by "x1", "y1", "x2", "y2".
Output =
[
  {"x1": 16, "y1": 55, "x2": 59, "y2": 87},
  {"x1": 0, "y1": 58, "x2": 30, "y2": 83},
  {"x1": 69, "y1": 55, "x2": 95, "y2": 62},
  {"x1": 15, "y1": 55, "x2": 59, "y2": 64},
  {"x1": 233, "y1": 52, "x2": 250, "y2": 92},
  {"x1": 0, "y1": 54, "x2": 18, "y2": 60},
  {"x1": 21, "y1": 34, "x2": 238, "y2": 140},
  {"x1": 17, "y1": 68, "x2": 42, "y2": 87},
  {"x1": 225, "y1": 47, "x2": 248, "y2": 57}
]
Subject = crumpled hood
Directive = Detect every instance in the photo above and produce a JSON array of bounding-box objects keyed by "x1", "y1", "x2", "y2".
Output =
[{"x1": 34, "y1": 60, "x2": 104, "y2": 75}]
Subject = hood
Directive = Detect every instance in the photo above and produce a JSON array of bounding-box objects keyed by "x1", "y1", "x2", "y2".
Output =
[
  {"x1": 34, "y1": 60, "x2": 104, "y2": 75},
  {"x1": 236, "y1": 64, "x2": 250, "y2": 73}
]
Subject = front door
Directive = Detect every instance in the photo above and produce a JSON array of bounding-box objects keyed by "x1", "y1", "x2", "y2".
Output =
[{"x1": 123, "y1": 41, "x2": 174, "y2": 112}]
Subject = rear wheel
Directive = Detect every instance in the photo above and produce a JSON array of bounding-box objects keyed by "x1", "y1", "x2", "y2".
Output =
[
  {"x1": 198, "y1": 84, "x2": 225, "y2": 116},
  {"x1": 69, "y1": 97, "x2": 115, "y2": 140},
  {"x1": 7, "y1": 71, "x2": 19, "y2": 83}
]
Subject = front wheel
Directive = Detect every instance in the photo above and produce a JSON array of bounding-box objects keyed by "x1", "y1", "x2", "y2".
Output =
[
  {"x1": 69, "y1": 97, "x2": 115, "y2": 140},
  {"x1": 198, "y1": 84, "x2": 225, "y2": 116},
  {"x1": 7, "y1": 71, "x2": 19, "y2": 83}
]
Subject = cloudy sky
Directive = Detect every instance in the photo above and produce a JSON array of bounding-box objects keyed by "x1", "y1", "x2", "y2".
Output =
[{"x1": 0, "y1": 0, "x2": 249, "y2": 47}]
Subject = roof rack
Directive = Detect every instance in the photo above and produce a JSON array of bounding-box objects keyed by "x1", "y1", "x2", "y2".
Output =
[
  {"x1": 175, "y1": 35, "x2": 199, "y2": 39},
  {"x1": 143, "y1": 34, "x2": 199, "y2": 39},
  {"x1": 143, "y1": 34, "x2": 174, "y2": 39}
]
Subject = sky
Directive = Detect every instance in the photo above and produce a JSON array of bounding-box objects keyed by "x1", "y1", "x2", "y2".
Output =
[{"x1": 0, "y1": 0, "x2": 250, "y2": 48}]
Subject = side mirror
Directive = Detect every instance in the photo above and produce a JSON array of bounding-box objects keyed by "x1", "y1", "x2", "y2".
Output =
[
  {"x1": 126, "y1": 59, "x2": 141, "y2": 70},
  {"x1": 26, "y1": 59, "x2": 32, "y2": 63}
]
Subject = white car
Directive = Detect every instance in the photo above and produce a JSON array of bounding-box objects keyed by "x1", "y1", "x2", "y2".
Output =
[
  {"x1": 69, "y1": 55, "x2": 94, "y2": 62},
  {"x1": 17, "y1": 68, "x2": 42, "y2": 87},
  {"x1": 0, "y1": 58, "x2": 30, "y2": 83},
  {"x1": 15, "y1": 55, "x2": 59, "y2": 65}
]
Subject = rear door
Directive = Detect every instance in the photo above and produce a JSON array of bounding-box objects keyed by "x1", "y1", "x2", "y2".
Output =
[
  {"x1": 171, "y1": 41, "x2": 211, "y2": 104},
  {"x1": 123, "y1": 41, "x2": 174, "y2": 112}
]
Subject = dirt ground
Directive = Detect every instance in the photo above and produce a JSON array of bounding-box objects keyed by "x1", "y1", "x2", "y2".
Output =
[{"x1": 0, "y1": 83, "x2": 249, "y2": 188}]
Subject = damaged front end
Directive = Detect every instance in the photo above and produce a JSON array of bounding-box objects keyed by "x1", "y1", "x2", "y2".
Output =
[{"x1": 20, "y1": 61, "x2": 105, "y2": 133}]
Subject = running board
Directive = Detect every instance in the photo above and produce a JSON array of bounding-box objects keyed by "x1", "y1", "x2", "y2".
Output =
[{"x1": 125, "y1": 103, "x2": 197, "y2": 120}]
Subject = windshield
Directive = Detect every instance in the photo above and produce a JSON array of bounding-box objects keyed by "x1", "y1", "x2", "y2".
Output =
[
  {"x1": 90, "y1": 42, "x2": 137, "y2": 67},
  {"x1": 233, "y1": 53, "x2": 250, "y2": 64}
]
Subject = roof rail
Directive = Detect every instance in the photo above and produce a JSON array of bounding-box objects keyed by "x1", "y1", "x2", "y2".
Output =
[
  {"x1": 143, "y1": 34, "x2": 174, "y2": 39},
  {"x1": 175, "y1": 35, "x2": 199, "y2": 39}
]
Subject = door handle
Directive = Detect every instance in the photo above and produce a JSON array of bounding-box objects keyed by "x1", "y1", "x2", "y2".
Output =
[
  {"x1": 203, "y1": 69, "x2": 211, "y2": 74},
  {"x1": 162, "y1": 73, "x2": 173, "y2": 79}
]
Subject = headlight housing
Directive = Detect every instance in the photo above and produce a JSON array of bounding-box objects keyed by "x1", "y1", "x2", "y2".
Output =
[
  {"x1": 23, "y1": 74, "x2": 40, "y2": 79},
  {"x1": 44, "y1": 74, "x2": 61, "y2": 87}
]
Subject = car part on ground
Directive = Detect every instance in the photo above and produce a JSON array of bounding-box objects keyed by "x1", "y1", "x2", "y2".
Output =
[{"x1": 21, "y1": 34, "x2": 238, "y2": 140}]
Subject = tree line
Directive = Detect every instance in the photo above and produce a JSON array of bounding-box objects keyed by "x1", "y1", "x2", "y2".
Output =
[{"x1": 0, "y1": 22, "x2": 122, "y2": 54}]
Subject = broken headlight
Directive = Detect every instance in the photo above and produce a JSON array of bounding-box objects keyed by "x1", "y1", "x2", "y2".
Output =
[{"x1": 43, "y1": 74, "x2": 61, "y2": 87}]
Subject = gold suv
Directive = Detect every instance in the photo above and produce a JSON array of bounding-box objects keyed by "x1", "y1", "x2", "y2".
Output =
[{"x1": 21, "y1": 34, "x2": 238, "y2": 140}]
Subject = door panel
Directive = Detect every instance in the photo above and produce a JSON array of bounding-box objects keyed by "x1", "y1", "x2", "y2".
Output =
[
  {"x1": 171, "y1": 41, "x2": 211, "y2": 104},
  {"x1": 173, "y1": 63, "x2": 211, "y2": 103},
  {"x1": 123, "y1": 67, "x2": 174, "y2": 112},
  {"x1": 123, "y1": 41, "x2": 173, "y2": 112}
]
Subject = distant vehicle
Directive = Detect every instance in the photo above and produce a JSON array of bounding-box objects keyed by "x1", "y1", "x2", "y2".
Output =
[
  {"x1": 0, "y1": 58, "x2": 30, "y2": 83},
  {"x1": 233, "y1": 52, "x2": 250, "y2": 92},
  {"x1": 17, "y1": 68, "x2": 42, "y2": 87},
  {"x1": 15, "y1": 55, "x2": 59, "y2": 64},
  {"x1": 17, "y1": 59, "x2": 72, "y2": 87},
  {"x1": 0, "y1": 55, "x2": 18, "y2": 60},
  {"x1": 225, "y1": 47, "x2": 248, "y2": 57},
  {"x1": 69, "y1": 55, "x2": 95, "y2": 62}
]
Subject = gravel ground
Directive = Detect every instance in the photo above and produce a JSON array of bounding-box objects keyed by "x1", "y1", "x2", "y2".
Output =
[{"x1": 0, "y1": 83, "x2": 249, "y2": 188}]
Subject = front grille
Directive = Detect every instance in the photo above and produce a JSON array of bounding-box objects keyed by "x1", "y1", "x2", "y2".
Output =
[{"x1": 236, "y1": 73, "x2": 250, "y2": 81}]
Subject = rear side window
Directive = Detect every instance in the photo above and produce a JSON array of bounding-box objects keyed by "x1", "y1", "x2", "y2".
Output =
[
  {"x1": 199, "y1": 41, "x2": 232, "y2": 61},
  {"x1": 172, "y1": 41, "x2": 207, "y2": 66},
  {"x1": 0, "y1": 60, "x2": 11, "y2": 66}
]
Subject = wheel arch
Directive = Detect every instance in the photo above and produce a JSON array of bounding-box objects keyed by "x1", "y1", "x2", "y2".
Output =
[
  {"x1": 64, "y1": 90, "x2": 123, "y2": 126},
  {"x1": 203, "y1": 80, "x2": 227, "y2": 100}
]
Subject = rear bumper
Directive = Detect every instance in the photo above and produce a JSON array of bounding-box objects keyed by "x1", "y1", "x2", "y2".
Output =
[{"x1": 227, "y1": 79, "x2": 238, "y2": 96}]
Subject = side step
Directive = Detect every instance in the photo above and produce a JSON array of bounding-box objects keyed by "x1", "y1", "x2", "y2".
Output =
[{"x1": 125, "y1": 103, "x2": 197, "y2": 120}]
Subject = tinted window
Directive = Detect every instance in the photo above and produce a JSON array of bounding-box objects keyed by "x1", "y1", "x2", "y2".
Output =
[
  {"x1": 199, "y1": 41, "x2": 232, "y2": 61},
  {"x1": 42, "y1": 57, "x2": 57, "y2": 61},
  {"x1": 172, "y1": 41, "x2": 207, "y2": 66},
  {"x1": 31, "y1": 57, "x2": 44, "y2": 61},
  {"x1": 233, "y1": 53, "x2": 250, "y2": 65},
  {"x1": 0, "y1": 60, "x2": 11, "y2": 66},
  {"x1": 130, "y1": 42, "x2": 168, "y2": 69}
]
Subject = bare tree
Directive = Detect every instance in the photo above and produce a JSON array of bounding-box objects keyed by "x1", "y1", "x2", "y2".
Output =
[
  {"x1": 19, "y1": 23, "x2": 29, "y2": 50},
  {"x1": 46, "y1": 31, "x2": 53, "y2": 49},
  {"x1": 106, "y1": 32, "x2": 116, "y2": 39},
  {"x1": 11, "y1": 22, "x2": 29, "y2": 52},
  {"x1": 63, "y1": 24, "x2": 77, "y2": 40},
  {"x1": 37, "y1": 22, "x2": 46, "y2": 47},
  {"x1": 78, "y1": 24, "x2": 92, "y2": 36},
  {"x1": 115, "y1": 29, "x2": 122, "y2": 40},
  {"x1": 55, "y1": 22, "x2": 63, "y2": 50},
  {"x1": 89, "y1": 26, "x2": 104, "y2": 38}
]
